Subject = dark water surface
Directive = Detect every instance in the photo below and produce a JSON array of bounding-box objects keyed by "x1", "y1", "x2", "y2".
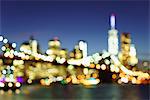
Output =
[{"x1": 0, "y1": 84, "x2": 149, "y2": 100}]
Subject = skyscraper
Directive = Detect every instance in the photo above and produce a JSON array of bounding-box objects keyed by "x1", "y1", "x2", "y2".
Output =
[
  {"x1": 79, "y1": 40, "x2": 88, "y2": 58},
  {"x1": 108, "y1": 14, "x2": 118, "y2": 55},
  {"x1": 129, "y1": 44, "x2": 138, "y2": 66},
  {"x1": 46, "y1": 37, "x2": 68, "y2": 59},
  {"x1": 119, "y1": 33, "x2": 131, "y2": 67}
]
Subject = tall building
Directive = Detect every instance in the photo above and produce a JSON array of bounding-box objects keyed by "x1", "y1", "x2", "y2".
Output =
[
  {"x1": 30, "y1": 36, "x2": 38, "y2": 55},
  {"x1": 108, "y1": 14, "x2": 119, "y2": 55},
  {"x1": 129, "y1": 44, "x2": 138, "y2": 66},
  {"x1": 79, "y1": 40, "x2": 88, "y2": 58},
  {"x1": 46, "y1": 37, "x2": 67, "y2": 59},
  {"x1": 69, "y1": 45, "x2": 83, "y2": 59},
  {"x1": 118, "y1": 33, "x2": 131, "y2": 67},
  {"x1": 20, "y1": 36, "x2": 40, "y2": 55},
  {"x1": 20, "y1": 42, "x2": 31, "y2": 54}
]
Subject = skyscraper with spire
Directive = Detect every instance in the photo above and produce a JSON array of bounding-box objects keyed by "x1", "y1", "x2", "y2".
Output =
[{"x1": 108, "y1": 14, "x2": 118, "y2": 55}]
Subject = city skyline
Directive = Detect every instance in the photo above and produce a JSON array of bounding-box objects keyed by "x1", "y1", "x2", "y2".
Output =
[{"x1": 0, "y1": 0, "x2": 149, "y2": 60}]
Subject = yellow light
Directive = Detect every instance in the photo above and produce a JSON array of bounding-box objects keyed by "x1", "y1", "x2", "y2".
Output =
[
  {"x1": 96, "y1": 64, "x2": 100, "y2": 69},
  {"x1": 60, "y1": 50, "x2": 65, "y2": 55},
  {"x1": 0, "y1": 90, "x2": 4, "y2": 95},
  {"x1": 112, "y1": 74, "x2": 117, "y2": 79},
  {"x1": 15, "y1": 89, "x2": 20, "y2": 94},
  {"x1": 66, "y1": 77, "x2": 71, "y2": 83},
  {"x1": 70, "y1": 52, "x2": 74, "y2": 57},
  {"x1": 131, "y1": 77, "x2": 137, "y2": 84},
  {"x1": 77, "y1": 75, "x2": 85, "y2": 80},
  {"x1": 119, "y1": 73, "x2": 125, "y2": 77},
  {"x1": 83, "y1": 68, "x2": 89, "y2": 75},
  {"x1": 68, "y1": 65, "x2": 74, "y2": 70},
  {"x1": 8, "y1": 82, "x2": 13, "y2": 87},
  {"x1": 8, "y1": 90, "x2": 12, "y2": 94},
  {"x1": 40, "y1": 79, "x2": 45, "y2": 85},
  {"x1": 86, "y1": 75, "x2": 90, "y2": 79}
]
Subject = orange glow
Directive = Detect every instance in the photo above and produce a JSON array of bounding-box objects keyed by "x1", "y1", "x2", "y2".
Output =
[
  {"x1": 92, "y1": 73, "x2": 98, "y2": 78},
  {"x1": 90, "y1": 64, "x2": 95, "y2": 68},
  {"x1": 112, "y1": 74, "x2": 117, "y2": 79},
  {"x1": 66, "y1": 77, "x2": 71, "y2": 83}
]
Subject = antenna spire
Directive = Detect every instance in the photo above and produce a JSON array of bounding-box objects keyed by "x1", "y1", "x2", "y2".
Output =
[{"x1": 110, "y1": 14, "x2": 116, "y2": 29}]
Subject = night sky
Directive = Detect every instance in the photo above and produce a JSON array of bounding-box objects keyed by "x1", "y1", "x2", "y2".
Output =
[{"x1": 0, "y1": 0, "x2": 149, "y2": 60}]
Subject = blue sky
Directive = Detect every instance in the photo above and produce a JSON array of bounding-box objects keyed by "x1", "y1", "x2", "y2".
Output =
[{"x1": 0, "y1": 0, "x2": 149, "y2": 60}]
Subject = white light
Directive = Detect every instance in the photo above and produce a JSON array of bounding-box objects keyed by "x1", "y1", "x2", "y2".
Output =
[
  {"x1": 16, "y1": 82, "x2": 21, "y2": 87},
  {"x1": 101, "y1": 64, "x2": 106, "y2": 70},
  {"x1": 0, "y1": 36, "x2": 3, "y2": 41},
  {"x1": 67, "y1": 59, "x2": 82, "y2": 66},
  {"x1": 9, "y1": 74, "x2": 14, "y2": 80},
  {"x1": 10, "y1": 50, "x2": 14, "y2": 54},
  {"x1": 102, "y1": 51, "x2": 110, "y2": 58},
  {"x1": 0, "y1": 82, "x2": 4, "y2": 87},
  {"x1": 79, "y1": 41, "x2": 88, "y2": 58},
  {"x1": 83, "y1": 79, "x2": 100, "y2": 85},
  {"x1": 1, "y1": 46, "x2": 6, "y2": 51},
  {"x1": 3, "y1": 38, "x2": 8, "y2": 44},
  {"x1": 2, "y1": 70, "x2": 6, "y2": 74},
  {"x1": 8, "y1": 82, "x2": 13, "y2": 87},
  {"x1": 14, "y1": 51, "x2": 18, "y2": 56},
  {"x1": 46, "y1": 50, "x2": 53, "y2": 55},
  {"x1": 56, "y1": 77, "x2": 63, "y2": 81},
  {"x1": 59, "y1": 58, "x2": 66, "y2": 64},
  {"x1": 121, "y1": 77, "x2": 128, "y2": 83},
  {"x1": 12, "y1": 43, "x2": 17, "y2": 48},
  {"x1": 104, "y1": 59, "x2": 110, "y2": 65},
  {"x1": 11, "y1": 66, "x2": 15, "y2": 70}
]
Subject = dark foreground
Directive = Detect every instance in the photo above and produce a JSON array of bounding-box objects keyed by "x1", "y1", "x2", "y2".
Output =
[{"x1": 0, "y1": 83, "x2": 149, "y2": 100}]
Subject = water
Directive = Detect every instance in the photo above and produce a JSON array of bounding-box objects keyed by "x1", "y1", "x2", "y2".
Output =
[{"x1": 0, "y1": 84, "x2": 149, "y2": 100}]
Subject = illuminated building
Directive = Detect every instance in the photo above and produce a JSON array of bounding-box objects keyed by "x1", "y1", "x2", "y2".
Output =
[
  {"x1": 69, "y1": 40, "x2": 87, "y2": 59},
  {"x1": 46, "y1": 37, "x2": 68, "y2": 59},
  {"x1": 69, "y1": 40, "x2": 88, "y2": 59},
  {"x1": 29, "y1": 36, "x2": 41, "y2": 54},
  {"x1": 69, "y1": 45, "x2": 83, "y2": 59},
  {"x1": 129, "y1": 44, "x2": 138, "y2": 66},
  {"x1": 79, "y1": 40, "x2": 88, "y2": 58},
  {"x1": 118, "y1": 33, "x2": 131, "y2": 67},
  {"x1": 20, "y1": 42, "x2": 31, "y2": 54},
  {"x1": 108, "y1": 14, "x2": 118, "y2": 55},
  {"x1": 20, "y1": 36, "x2": 40, "y2": 55},
  {"x1": 48, "y1": 37, "x2": 61, "y2": 49},
  {"x1": 119, "y1": 33, "x2": 138, "y2": 67}
]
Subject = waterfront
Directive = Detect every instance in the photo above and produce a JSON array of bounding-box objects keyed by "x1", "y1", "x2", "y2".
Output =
[{"x1": 0, "y1": 84, "x2": 149, "y2": 100}]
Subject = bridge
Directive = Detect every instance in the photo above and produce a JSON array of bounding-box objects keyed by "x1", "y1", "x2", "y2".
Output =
[{"x1": 0, "y1": 35, "x2": 149, "y2": 87}]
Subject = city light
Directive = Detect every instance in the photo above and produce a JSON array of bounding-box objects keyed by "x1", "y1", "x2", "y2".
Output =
[{"x1": 0, "y1": 14, "x2": 149, "y2": 94}]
